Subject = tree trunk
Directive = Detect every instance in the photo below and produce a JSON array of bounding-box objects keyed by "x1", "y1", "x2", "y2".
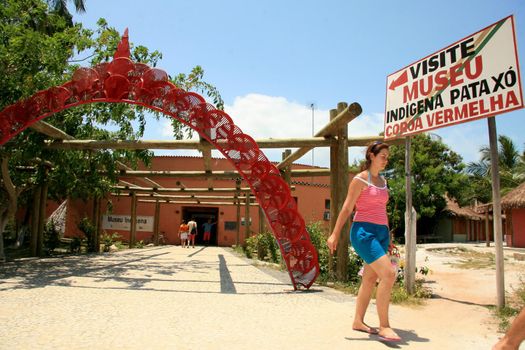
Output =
[
  {"x1": 0, "y1": 210, "x2": 8, "y2": 262},
  {"x1": 0, "y1": 157, "x2": 20, "y2": 261}
]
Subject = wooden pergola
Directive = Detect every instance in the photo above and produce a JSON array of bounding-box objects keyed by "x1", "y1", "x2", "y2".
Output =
[{"x1": 28, "y1": 101, "x2": 394, "y2": 279}]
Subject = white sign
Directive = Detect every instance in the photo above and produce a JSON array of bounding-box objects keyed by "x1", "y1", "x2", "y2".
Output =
[
  {"x1": 384, "y1": 15, "x2": 523, "y2": 140},
  {"x1": 102, "y1": 214, "x2": 154, "y2": 232}
]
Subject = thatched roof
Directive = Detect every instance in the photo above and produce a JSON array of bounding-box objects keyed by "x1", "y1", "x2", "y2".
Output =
[
  {"x1": 501, "y1": 181, "x2": 525, "y2": 210},
  {"x1": 444, "y1": 197, "x2": 483, "y2": 220}
]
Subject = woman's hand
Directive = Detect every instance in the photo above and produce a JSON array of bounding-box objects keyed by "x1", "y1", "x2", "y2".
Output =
[{"x1": 326, "y1": 233, "x2": 338, "y2": 254}]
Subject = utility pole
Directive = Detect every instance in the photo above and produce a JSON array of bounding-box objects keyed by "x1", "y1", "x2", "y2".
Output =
[{"x1": 311, "y1": 103, "x2": 315, "y2": 166}]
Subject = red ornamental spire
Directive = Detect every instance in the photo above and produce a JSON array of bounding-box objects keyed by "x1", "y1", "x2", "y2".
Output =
[{"x1": 113, "y1": 28, "x2": 130, "y2": 59}]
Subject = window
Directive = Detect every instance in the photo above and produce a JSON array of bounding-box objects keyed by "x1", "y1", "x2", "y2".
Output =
[
  {"x1": 224, "y1": 221, "x2": 237, "y2": 231},
  {"x1": 325, "y1": 199, "x2": 330, "y2": 210},
  {"x1": 241, "y1": 217, "x2": 252, "y2": 226},
  {"x1": 323, "y1": 211, "x2": 330, "y2": 221}
]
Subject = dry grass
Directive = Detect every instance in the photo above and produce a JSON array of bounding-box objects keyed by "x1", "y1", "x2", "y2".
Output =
[{"x1": 432, "y1": 247, "x2": 497, "y2": 269}]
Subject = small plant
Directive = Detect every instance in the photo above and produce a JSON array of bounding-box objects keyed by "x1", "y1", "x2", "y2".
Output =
[
  {"x1": 70, "y1": 237, "x2": 83, "y2": 253},
  {"x1": 114, "y1": 240, "x2": 127, "y2": 250},
  {"x1": 245, "y1": 232, "x2": 279, "y2": 263},
  {"x1": 391, "y1": 278, "x2": 433, "y2": 305},
  {"x1": 78, "y1": 217, "x2": 97, "y2": 252},
  {"x1": 43, "y1": 221, "x2": 60, "y2": 253},
  {"x1": 134, "y1": 240, "x2": 145, "y2": 249},
  {"x1": 102, "y1": 232, "x2": 121, "y2": 252},
  {"x1": 492, "y1": 279, "x2": 525, "y2": 332}
]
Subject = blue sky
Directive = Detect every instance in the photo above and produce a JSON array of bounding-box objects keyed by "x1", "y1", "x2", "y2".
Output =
[{"x1": 72, "y1": 0, "x2": 525, "y2": 167}]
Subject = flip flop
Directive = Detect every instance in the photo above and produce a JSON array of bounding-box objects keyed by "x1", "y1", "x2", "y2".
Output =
[
  {"x1": 352, "y1": 326, "x2": 379, "y2": 334},
  {"x1": 378, "y1": 334, "x2": 402, "y2": 342}
]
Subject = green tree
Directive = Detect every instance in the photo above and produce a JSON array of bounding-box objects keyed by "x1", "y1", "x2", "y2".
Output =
[
  {"x1": 385, "y1": 134, "x2": 470, "y2": 238},
  {"x1": 0, "y1": 0, "x2": 224, "y2": 258},
  {"x1": 48, "y1": 0, "x2": 86, "y2": 25},
  {"x1": 466, "y1": 135, "x2": 525, "y2": 200}
]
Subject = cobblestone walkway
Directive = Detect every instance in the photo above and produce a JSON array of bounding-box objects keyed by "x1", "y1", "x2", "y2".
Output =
[{"x1": 0, "y1": 246, "x2": 506, "y2": 349}]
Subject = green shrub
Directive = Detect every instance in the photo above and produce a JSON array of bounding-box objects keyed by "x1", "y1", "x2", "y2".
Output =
[
  {"x1": 306, "y1": 221, "x2": 331, "y2": 278},
  {"x1": 101, "y1": 232, "x2": 121, "y2": 252},
  {"x1": 69, "y1": 237, "x2": 83, "y2": 253},
  {"x1": 305, "y1": 221, "x2": 364, "y2": 282},
  {"x1": 43, "y1": 221, "x2": 61, "y2": 253},
  {"x1": 77, "y1": 217, "x2": 96, "y2": 252},
  {"x1": 245, "y1": 232, "x2": 279, "y2": 263}
]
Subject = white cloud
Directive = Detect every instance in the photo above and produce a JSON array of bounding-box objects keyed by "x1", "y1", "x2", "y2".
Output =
[
  {"x1": 146, "y1": 93, "x2": 384, "y2": 167},
  {"x1": 432, "y1": 120, "x2": 488, "y2": 164},
  {"x1": 224, "y1": 94, "x2": 384, "y2": 167}
]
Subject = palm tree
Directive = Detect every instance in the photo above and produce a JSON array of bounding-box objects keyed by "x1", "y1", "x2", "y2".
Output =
[
  {"x1": 467, "y1": 135, "x2": 525, "y2": 197},
  {"x1": 48, "y1": 0, "x2": 86, "y2": 24}
]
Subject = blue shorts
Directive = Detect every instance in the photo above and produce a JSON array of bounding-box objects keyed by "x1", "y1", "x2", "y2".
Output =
[{"x1": 350, "y1": 222, "x2": 390, "y2": 264}]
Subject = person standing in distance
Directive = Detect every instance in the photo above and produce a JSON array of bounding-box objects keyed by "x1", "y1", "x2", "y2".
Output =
[
  {"x1": 179, "y1": 220, "x2": 189, "y2": 248},
  {"x1": 202, "y1": 218, "x2": 216, "y2": 246},
  {"x1": 187, "y1": 217, "x2": 198, "y2": 248},
  {"x1": 327, "y1": 141, "x2": 401, "y2": 342}
]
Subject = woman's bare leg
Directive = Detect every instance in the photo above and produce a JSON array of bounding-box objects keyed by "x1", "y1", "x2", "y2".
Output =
[
  {"x1": 369, "y1": 255, "x2": 399, "y2": 340},
  {"x1": 353, "y1": 264, "x2": 379, "y2": 332}
]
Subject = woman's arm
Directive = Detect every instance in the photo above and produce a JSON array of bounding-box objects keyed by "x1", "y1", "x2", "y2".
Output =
[{"x1": 326, "y1": 177, "x2": 364, "y2": 254}]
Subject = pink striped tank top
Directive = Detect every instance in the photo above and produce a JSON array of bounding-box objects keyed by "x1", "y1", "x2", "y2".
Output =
[{"x1": 353, "y1": 172, "x2": 389, "y2": 226}]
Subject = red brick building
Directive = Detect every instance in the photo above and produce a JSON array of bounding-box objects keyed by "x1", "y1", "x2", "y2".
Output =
[{"x1": 60, "y1": 156, "x2": 335, "y2": 246}]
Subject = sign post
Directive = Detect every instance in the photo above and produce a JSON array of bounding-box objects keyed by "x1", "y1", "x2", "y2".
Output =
[{"x1": 384, "y1": 15, "x2": 523, "y2": 306}]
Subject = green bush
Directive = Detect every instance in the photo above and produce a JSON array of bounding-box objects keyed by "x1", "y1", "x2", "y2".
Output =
[
  {"x1": 69, "y1": 237, "x2": 83, "y2": 253},
  {"x1": 101, "y1": 232, "x2": 121, "y2": 252},
  {"x1": 306, "y1": 221, "x2": 364, "y2": 282},
  {"x1": 77, "y1": 217, "x2": 96, "y2": 252},
  {"x1": 245, "y1": 232, "x2": 279, "y2": 263},
  {"x1": 43, "y1": 221, "x2": 60, "y2": 253}
]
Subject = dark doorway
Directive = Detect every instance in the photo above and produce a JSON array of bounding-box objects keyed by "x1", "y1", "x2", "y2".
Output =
[{"x1": 182, "y1": 206, "x2": 219, "y2": 246}]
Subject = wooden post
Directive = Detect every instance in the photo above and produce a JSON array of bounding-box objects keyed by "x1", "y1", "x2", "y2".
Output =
[
  {"x1": 244, "y1": 193, "x2": 251, "y2": 243},
  {"x1": 258, "y1": 206, "x2": 265, "y2": 234},
  {"x1": 335, "y1": 102, "x2": 350, "y2": 282},
  {"x1": 130, "y1": 192, "x2": 137, "y2": 248},
  {"x1": 404, "y1": 136, "x2": 416, "y2": 294},
  {"x1": 505, "y1": 210, "x2": 513, "y2": 247},
  {"x1": 236, "y1": 179, "x2": 241, "y2": 246},
  {"x1": 153, "y1": 200, "x2": 160, "y2": 245},
  {"x1": 37, "y1": 177, "x2": 48, "y2": 257},
  {"x1": 485, "y1": 211, "x2": 490, "y2": 247},
  {"x1": 92, "y1": 196, "x2": 102, "y2": 252},
  {"x1": 30, "y1": 186, "x2": 42, "y2": 257},
  {"x1": 281, "y1": 149, "x2": 292, "y2": 186},
  {"x1": 488, "y1": 116, "x2": 505, "y2": 309},
  {"x1": 328, "y1": 109, "x2": 339, "y2": 278}
]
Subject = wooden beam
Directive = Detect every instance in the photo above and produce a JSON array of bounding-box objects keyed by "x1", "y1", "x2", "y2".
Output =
[
  {"x1": 30, "y1": 121, "x2": 75, "y2": 140},
  {"x1": 277, "y1": 102, "x2": 362, "y2": 169},
  {"x1": 113, "y1": 185, "x2": 281, "y2": 193},
  {"x1": 47, "y1": 136, "x2": 391, "y2": 150},
  {"x1": 114, "y1": 169, "x2": 331, "y2": 179},
  {"x1": 137, "y1": 199, "x2": 259, "y2": 206},
  {"x1": 30, "y1": 121, "x2": 164, "y2": 190},
  {"x1": 112, "y1": 193, "x2": 253, "y2": 201}
]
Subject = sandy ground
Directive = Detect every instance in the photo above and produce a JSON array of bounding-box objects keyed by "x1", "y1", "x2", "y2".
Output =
[{"x1": 0, "y1": 243, "x2": 523, "y2": 349}]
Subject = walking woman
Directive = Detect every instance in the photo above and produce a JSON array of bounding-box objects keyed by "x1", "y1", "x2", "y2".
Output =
[{"x1": 326, "y1": 141, "x2": 401, "y2": 342}]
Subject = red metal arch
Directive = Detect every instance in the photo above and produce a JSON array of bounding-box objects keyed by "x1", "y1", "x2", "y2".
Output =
[{"x1": 0, "y1": 30, "x2": 319, "y2": 289}]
